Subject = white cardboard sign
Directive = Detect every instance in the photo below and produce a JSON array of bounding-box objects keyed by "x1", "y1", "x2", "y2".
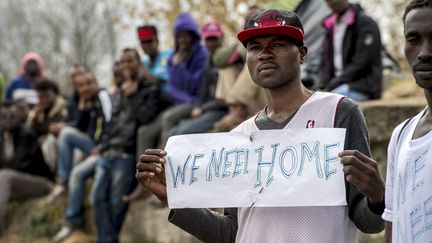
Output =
[{"x1": 164, "y1": 128, "x2": 347, "y2": 208}]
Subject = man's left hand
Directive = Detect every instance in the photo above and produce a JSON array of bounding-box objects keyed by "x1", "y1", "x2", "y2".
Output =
[
  {"x1": 121, "y1": 80, "x2": 139, "y2": 96},
  {"x1": 339, "y1": 150, "x2": 385, "y2": 207}
]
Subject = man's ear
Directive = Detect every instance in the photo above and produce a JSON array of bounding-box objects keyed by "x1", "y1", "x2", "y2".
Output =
[{"x1": 299, "y1": 45, "x2": 308, "y2": 64}]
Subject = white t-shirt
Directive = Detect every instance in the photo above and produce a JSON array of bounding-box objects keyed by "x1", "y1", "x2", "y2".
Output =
[
  {"x1": 333, "y1": 9, "x2": 354, "y2": 77},
  {"x1": 382, "y1": 109, "x2": 432, "y2": 243}
]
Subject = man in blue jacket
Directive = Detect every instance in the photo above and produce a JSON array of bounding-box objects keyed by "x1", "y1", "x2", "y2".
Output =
[
  {"x1": 137, "y1": 25, "x2": 172, "y2": 92},
  {"x1": 137, "y1": 12, "x2": 208, "y2": 153}
]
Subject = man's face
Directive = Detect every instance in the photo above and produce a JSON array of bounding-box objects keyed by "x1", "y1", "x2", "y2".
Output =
[
  {"x1": 114, "y1": 62, "x2": 133, "y2": 87},
  {"x1": 121, "y1": 51, "x2": 140, "y2": 72},
  {"x1": 325, "y1": 0, "x2": 349, "y2": 15},
  {"x1": 75, "y1": 74, "x2": 98, "y2": 100},
  {"x1": 0, "y1": 107, "x2": 18, "y2": 131},
  {"x1": 25, "y1": 59, "x2": 40, "y2": 78},
  {"x1": 37, "y1": 90, "x2": 56, "y2": 111},
  {"x1": 140, "y1": 39, "x2": 159, "y2": 57},
  {"x1": 69, "y1": 67, "x2": 86, "y2": 90},
  {"x1": 113, "y1": 63, "x2": 124, "y2": 87},
  {"x1": 404, "y1": 8, "x2": 432, "y2": 89},
  {"x1": 15, "y1": 100, "x2": 30, "y2": 124},
  {"x1": 204, "y1": 36, "x2": 223, "y2": 57},
  {"x1": 177, "y1": 31, "x2": 194, "y2": 51},
  {"x1": 246, "y1": 35, "x2": 306, "y2": 89}
]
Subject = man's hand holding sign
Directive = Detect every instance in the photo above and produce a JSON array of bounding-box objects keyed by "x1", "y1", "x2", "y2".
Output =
[
  {"x1": 137, "y1": 149, "x2": 168, "y2": 206},
  {"x1": 339, "y1": 150, "x2": 385, "y2": 207}
]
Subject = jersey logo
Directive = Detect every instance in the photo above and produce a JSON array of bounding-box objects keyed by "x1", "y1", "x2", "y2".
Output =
[{"x1": 306, "y1": 120, "x2": 315, "y2": 128}]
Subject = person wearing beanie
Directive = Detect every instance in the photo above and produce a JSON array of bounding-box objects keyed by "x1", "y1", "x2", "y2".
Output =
[{"x1": 6, "y1": 52, "x2": 45, "y2": 105}]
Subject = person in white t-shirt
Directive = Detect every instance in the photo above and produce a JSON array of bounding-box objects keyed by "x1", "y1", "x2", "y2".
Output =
[
  {"x1": 381, "y1": 1, "x2": 432, "y2": 242},
  {"x1": 343, "y1": 0, "x2": 432, "y2": 242}
]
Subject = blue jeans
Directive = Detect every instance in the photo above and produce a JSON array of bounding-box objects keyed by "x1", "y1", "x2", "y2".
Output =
[
  {"x1": 57, "y1": 127, "x2": 95, "y2": 183},
  {"x1": 169, "y1": 110, "x2": 227, "y2": 136},
  {"x1": 331, "y1": 84, "x2": 369, "y2": 102},
  {"x1": 65, "y1": 155, "x2": 98, "y2": 227},
  {"x1": 91, "y1": 154, "x2": 136, "y2": 243}
]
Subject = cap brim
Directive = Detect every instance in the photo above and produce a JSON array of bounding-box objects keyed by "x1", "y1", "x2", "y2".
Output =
[
  {"x1": 139, "y1": 36, "x2": 156, "y2": 41},
  {"x1": 202, "y1": 32, "x2": 223, "y2": 39},
  {"x1": 237, "y1": 25, "x2": 304, "y2": 46}
]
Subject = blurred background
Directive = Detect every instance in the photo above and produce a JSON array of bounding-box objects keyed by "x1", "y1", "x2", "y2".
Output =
[{"x1": 0, "y1": 0, "x2": 411, "y2": 93}]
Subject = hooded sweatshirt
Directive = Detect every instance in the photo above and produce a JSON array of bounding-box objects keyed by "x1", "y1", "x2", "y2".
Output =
[
  {"x1": 6, "y1": 52, "x2": 45, "y2": 104},
  {"x1": 167, "y1": 12, "x2": 208, "y2": 105}
]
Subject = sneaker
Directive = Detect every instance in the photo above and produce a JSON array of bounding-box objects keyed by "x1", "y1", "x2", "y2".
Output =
[
  {"x1": 45, "y1": 184, "x2": 67, "y2": 204},
  {"x1": 53, "y1": 225, "x2": 80, "y2": 243}
]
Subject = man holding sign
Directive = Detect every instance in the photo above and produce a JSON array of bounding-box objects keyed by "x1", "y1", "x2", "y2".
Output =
[{"x1": 137, "y1": 9, "x2": 385, "y2": 242}]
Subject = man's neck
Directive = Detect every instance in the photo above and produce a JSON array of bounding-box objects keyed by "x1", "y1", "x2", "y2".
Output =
[
  {"x1": 336, "y1": 6, "x2": 350, "y2": 20},
  {"x1": 266, "y1": 81, "x2": 313, "y2": 123},
  {"x1": 150, "y1": 51, "x2": 159, "y2": 63},
  {"x1": 25, "y1": 75, "x2": 37, "y2": 81},
  {"x1": 424, "y1": 89, "x2": 432, "y2": 118},
  {"x1": 412, "y1": 89, "x2": 432, "y2": 139}
]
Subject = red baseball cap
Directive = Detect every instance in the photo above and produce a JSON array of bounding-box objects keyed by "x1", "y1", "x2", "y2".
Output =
[
  {"x1": 137, "y1": 25, "x2": 158, "y2": 41},
  {"x1": 237, "y1": 9, "x2": 304, "y2": 47},
  {"x1": 201, "y1": 21, "x2": 224, "y2": 39}
]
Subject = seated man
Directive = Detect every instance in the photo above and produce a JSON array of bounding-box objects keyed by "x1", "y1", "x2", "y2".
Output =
[
  {"x1": 0, "y1": 102, "x2": 54, "y2": 232},
  {"x1": 90, "y1": 59, "x2": 166, "y2": 243},
  {"x1": 137, "y1": 24, "x2": 171, "y2": 90},
  {"x1": 64, "y1": 64, "x2": 88, "y2": 126},
  {"x1": 46, "y1": 72, "x2": 112, "y2": 203},
  {"x1": 319, "y1": 0, "x2": 383, "y2": 101},
  {"x1": 28, "y1": 79, "x2": 67, "y2": 168},
  {"x1": 54, "y1": 56, "x2": 165, "y2": 242}
]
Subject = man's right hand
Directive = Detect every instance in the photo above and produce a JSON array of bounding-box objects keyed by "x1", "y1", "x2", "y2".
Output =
[
  {"x1": 191, "y1": 107, "x2": 203, "y2": 118},
  {"x1": 136, "y1": 149, "x2": 168, "y2": 205},
  {"x1": 90, "y1": 147, "x2": 102, "y2": 155}
]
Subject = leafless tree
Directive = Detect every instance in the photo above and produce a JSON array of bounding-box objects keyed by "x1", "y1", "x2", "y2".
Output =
[
  {"x1": 355, "y1": 0, "x2": 410, "y2": 70},
  {"x1": 0, "y1": 0, "x2": 120, "y2": 94},
  {"x1": 115, "y1": 0, "x2": 271, "y2": 48}
]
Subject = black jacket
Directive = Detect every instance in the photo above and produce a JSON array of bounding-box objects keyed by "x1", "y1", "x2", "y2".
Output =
[
  {"x1": 198, "y1": 58, "x2": 227, "y2": 113},
  {"x1": 65, "y1": 91, "x2": 79, "y2": 126},
  {"x1": 74, "y1": 89, "x2": 112, "y2": 143},
  {"x1": 97, "y1": 82, "x2": 167, "y2": 155},
  {"x1": 0, "y1": 125, "x2": 54, "y2": 180},
  {"x1": 321, "y1": 4, "x2": 382, "y2": 99}
]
